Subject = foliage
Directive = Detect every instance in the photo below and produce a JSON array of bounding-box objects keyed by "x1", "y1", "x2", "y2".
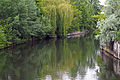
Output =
[
  {"x1": 96, "y1": 0, "x2": 120, "y2": 43},
  {"x1": 0, "y1": 20, "x2": 11, "y2": 48},
  {"x1": 67, "y1": 2, "x2": 82, "y2": 33},
  {"x1": 0, "y1": 0, "x2": 37, "y2": 42},
  {"x1": 0, "y1": 0, "x2": 102, "y2": 48},
  {"x1": 36, "y1": 0, "x2": 74, "y2": 37},
  {"x1": 0, "y1": 23, "x2": 7, "y2": 48},
  {"x1": 92, "y1": 13, "x2": 106, "y2": 21},
  {"x1": 69, "y1": 0, "x2": 102, "y2": 31},
  {"x1": 0, "y1": 0, "x2": 52, "y2": 47},
  {"x1": 115, "y1": 30, "x2": 120, "y2": 40},
  {"x1": 31, "y1": 15, "x2": 52, "y2": 38}
]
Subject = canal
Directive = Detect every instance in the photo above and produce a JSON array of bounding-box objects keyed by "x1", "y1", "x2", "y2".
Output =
[{"x1": 0, "y1": 35, "x2": 120, "y2": 80}]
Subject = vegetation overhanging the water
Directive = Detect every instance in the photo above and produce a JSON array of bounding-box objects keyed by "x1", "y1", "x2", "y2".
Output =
[
  {"x1": 95, "y1": 0, "x2": 120, "y2": 44},
  {"x1": 94, "y1": 0, "x2": 120, "y2": 59},
  {"x1": 0, "y1": 0, "x2": 102, "y2": 49}
]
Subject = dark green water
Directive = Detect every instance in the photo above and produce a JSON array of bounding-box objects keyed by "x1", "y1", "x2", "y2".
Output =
[{"x1": 0, "y1": 36, "x2": 120, "y2": 80}]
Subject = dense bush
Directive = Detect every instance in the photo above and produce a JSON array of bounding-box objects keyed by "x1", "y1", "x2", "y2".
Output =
[
  {"x1": 0, "y1": 0, "x2": 52, "y2": 47},
  {"x1": 31, "y1": 15, "x2": 52, "y2": 38}
]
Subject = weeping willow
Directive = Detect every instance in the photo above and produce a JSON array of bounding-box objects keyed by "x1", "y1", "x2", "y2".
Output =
[{"x1": 37, "y1": 0, "x2": 73, "y2": 37}]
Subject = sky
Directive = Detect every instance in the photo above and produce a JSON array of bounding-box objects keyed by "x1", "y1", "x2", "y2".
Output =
[{"x1": 99, "y1": 0, "x2": 106, "y2": 5}]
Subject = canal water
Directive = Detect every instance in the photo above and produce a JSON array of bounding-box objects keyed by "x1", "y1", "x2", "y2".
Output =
[{"x1": 0, "y1": 35, "x2": 120, "y2": 80}]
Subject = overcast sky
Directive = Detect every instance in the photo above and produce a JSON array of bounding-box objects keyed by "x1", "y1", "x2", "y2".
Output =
[{"x1": 99, "y1": 0, "x2": 106, "y2": 5}]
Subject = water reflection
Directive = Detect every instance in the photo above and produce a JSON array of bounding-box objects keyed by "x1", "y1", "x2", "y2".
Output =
[
  {"x1": 99, "y1": 50, "x2": 120, "y2": 80},
  {"x1": 0, "y1": 36, "x2": 119, "y2": 80}
]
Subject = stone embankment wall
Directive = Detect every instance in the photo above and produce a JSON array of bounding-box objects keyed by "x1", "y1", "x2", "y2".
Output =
[
  {"x1": 113, "y1": 41, "x2": 120, "y2": 58},
  {"x1": 101, "y1": 51, "x2": 120, "y2": 77},
  {"x1": 100, "y1": 40, "x2": 120, "y2": 59}
]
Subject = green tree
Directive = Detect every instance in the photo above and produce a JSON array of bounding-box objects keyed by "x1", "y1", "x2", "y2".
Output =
[
  {"x1": 0, "y1": 20, "x2": 11, "y2": 48},
  {"x1": 37, "y1": 0, "x2": 74, "y2": 37},
  {"x1": 0, "y1": 0, "x2": 52, "y2": 45},
  {"x1": 68, "y1": 2, "x2": 82, "y2": 33},
  {"x1": 0, "y1": 0, "x2": 37, "y2": 42},
  {"x1": 96, "y1": 0, "x2": 120, "y2": 43},
  {"x1": 70, "y1": 0, "x2": 102, "y2": 30},
  {"x1": 0, "y1": 23, "x2": 7, "y2": 48}
]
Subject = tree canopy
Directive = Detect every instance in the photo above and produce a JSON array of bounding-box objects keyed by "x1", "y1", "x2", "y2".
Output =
[
  {"x1": 0, "y1": 0, "x2": 102, "y2": 48},
  {"x1": 37, "y1": 0, "x2": 74, "y2": 37},
  {"x1": 96, "y1": 0, "x2": 120, "y2": 43}
]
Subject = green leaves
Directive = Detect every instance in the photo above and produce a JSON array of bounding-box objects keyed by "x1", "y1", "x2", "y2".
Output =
[
  {"x1": 0, "y1": 0, "x2": 53, "y2": 48},
  {"x1": 32, "y1": 16, "x2": 52, "y2": 38},
  {"x1": 69, "y1": 0, "x2": 102, "y2": 31},
  {"x1": 0, "y1": 20, "x2": 11, "y2": 48},
  {"x1": 37, "y1": 0, "x2": 74, "y2": 37},
  {"x1": 96, "y1": 0, "x2": 120, "y2": 43},
  {"x1": 92, "y1": 13, "x2": 106, "y2": 21},
  {"x1": 0, "y1": 0, "x2": 103, "y2": 48},
  {"x1": 115, "y1": 31, "x2": 120, "y2": 40},
  {"x1": 67, "y1": 1, "x2": 82, "y2": 33}
]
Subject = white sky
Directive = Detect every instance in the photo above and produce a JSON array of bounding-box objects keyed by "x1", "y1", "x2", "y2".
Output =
[{"x1": 99, "y1": 0, "x2": 106, "y2": 5}]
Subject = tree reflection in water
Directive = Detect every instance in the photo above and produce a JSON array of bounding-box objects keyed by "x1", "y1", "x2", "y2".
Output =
[{"x1": 0, "y1": 35, "x2": 119, "y2": 80}]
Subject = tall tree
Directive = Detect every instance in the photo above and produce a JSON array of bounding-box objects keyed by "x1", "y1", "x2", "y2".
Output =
[{"x1": 37, "y1": 0, "x2": 74, "y2": 37}]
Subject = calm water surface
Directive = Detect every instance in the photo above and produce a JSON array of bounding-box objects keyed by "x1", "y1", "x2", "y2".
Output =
[{"x1": 0, "y1": 35, "x2": 120, "y2": 80}]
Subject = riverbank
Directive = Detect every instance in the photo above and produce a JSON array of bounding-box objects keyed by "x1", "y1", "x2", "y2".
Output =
[
  {"x1": 100, "y1": 41, "x2": 120, "y2": 60},
  {"x1": 0, "y1": 30, "x2": 89, "y2": 50},
  {"x1": 100, "y1": 50, "x2": 120, "y2": 78},
  {"x1": 101, "y1": 47, "x2": 120, "y2": 60}
]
